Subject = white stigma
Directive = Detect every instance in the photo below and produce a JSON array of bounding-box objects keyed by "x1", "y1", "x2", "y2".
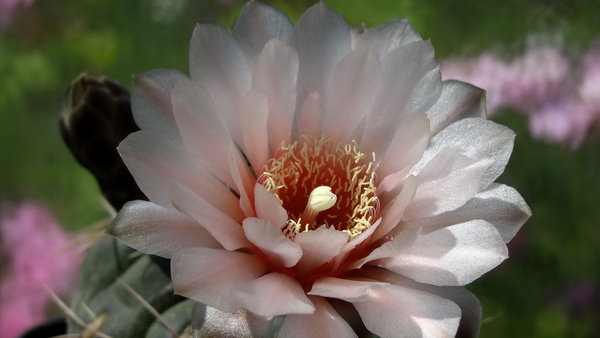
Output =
[{"x1": 307, "y1": 186, "x2": 337, "y2": 213}]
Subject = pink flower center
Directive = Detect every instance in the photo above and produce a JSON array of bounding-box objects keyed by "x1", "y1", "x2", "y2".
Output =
[{"x1": 257, "y1": 132, "x2": 380, "y2": 240}]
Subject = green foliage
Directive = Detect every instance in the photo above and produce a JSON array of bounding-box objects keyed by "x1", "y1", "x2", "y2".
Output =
[{"x1": 70, "y1": 236, "x2": 192, "y2": 337}]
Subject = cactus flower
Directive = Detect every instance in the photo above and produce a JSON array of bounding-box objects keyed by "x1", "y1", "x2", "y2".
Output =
[{"x1": 108, "y1": 2, "x2": 531, "y2": 337}]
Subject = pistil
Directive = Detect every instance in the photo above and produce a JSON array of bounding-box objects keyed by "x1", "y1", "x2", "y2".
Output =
[{"x1": 299, "y1": 186, "x2": 337, "y2": 228}]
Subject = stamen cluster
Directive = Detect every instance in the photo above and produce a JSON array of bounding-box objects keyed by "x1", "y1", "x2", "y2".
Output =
[{"x1": 258, "y1": 132, "x2": 379, "y2": 240}]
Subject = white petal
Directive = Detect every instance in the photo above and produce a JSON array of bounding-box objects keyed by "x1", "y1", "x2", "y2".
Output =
[
  {"x1": 171, "y1": 81, "x2": 236, "y2": 189},
  {"x1": 107, "y1": 200, "x2": 220, "y2": 258},
  {"x1": 322, "y1": 49, "x2": 384, "y2": 144},
  {"x1": 376, "y1": 113, "x2": 430, "y2": 180},
  {"x1": 278, "y1": 297, "x2": 358, "y2": 338},
  {"x1": 233, "y1": 1, "x2": 294, "y2": 67},
  {"x1": 171, "y1": 247, "x2": 267, "y2": 312},
  {"x1": 189, "y1": 24, "x2": 251, "y2": 145},
  {"x1": 404, "y1": 147, "x2": 491, "y2": 219},
  {"x1": 131, "y1": 69, "x2": 189, "y2": 142},
  {"x1": 253, "y1": 39, "x2": 298, "y2": 150},
  {"x1": 234, "y1": 273, "x2": 314, "y2": 318},
  {"x1": 298, "y1": 91, "x2": 322, "y2": 132},
  {"x1": 380, "y1": 220, "x2": 508, "y2": 286},
  {"x1": 242, "y1": 218, "x2": 302, "y2": 268},
  {"x1": 239, "y1": 88, "x2": 270, "y2": 173},
  {"x1": 356, "y1": 18, "x2": 422, "y2": 58},
  {"x1": 354, "y1": 284, "x2": 461, "y2": 338},
  {"x1": 372, "y1": 175, "x2": 417, "y2": 243},
  {"x1": 291, "y1": 2, "x2": 352, "y2": 115},
  {"x1": 119, "y1": 130, "x2": 243, "y2": 221},
  {"x1": 401, "y1": 183, "x2": 531, "y2": 243},
  {"x1": 192, "y1": 304, "x2": 273, "y2": 338},
  {"x1": 411, "y1": 117, "x2": 515, "y2": 190},
  {"x1": 332, "y1": 218, "x2": 382, "y2": 272},
  {"x1": 363, "y1": 267, "x2": 481, "y2": 338},
  {"x1": 362, "y1": 40, "x2": 441, "y2": 156},
  {"x1": 170, "y1": 182, "x2": 252, "y2": 251},
  {"x1": 426, "y1": 80, "x2": 486, "y2": 136},
  {"x1": 358, "y1": 227, "x2": 421, "y2": 268},
  {"x1": 294, "y1": 226, "x2": 349, "y2": 277},
  {"x1": 229, "y1": 145, "x2": 257, "y2": 218},
  {"x1": 308, "y1": 277, "x2": 388, "y2": 302},
  {"x1": 420, "y1": 286, "x2": 481, "y2": 338}
]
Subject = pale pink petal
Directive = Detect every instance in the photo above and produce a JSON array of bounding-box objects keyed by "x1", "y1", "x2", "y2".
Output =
[
  {"x1": 358, "y1": 227, "x2": 421, "y2": 268},
  {"x1": 411, "y1": 118, "x2": 515, "y2": 190},
  {"x1": 331, "y1": 218, "x2": 381, "y2": 272},
  {"x1": 233, "y1": 1, "x2": 293, "y2": 67},
  {"x1": 171, "y1": 247, "x2": 267, "y2": 312},
  {"x1": 229, "y1": 145, "x2": 257, "y2": 217},
  {"x1": 189, "y1": 24, "x2": 251, "y2": 145},
  {"x1": 404, "y1": 148, "x2": 491, "y2": 219},
  {"x1": 322, "y1": 49, "x2": 384, "y2": 144},
  {"x1": 401, "y1": 183, "x2": 531, "y2": 243},
  {"x1": 376, "y1": 113, "x2": 430, "y2": 180},
  {"x1": 362, "y1": 40, "x2": 441, "y2": 156},
  {"x1": 119, "y1": 130, "x2": 243, "y2": 221},
  {"x1": 298, "y1": 91, "x2": 322, "y2": 132},
  {"x1": 364, "y1": 267, "x2": 482, "y2": 337},
  {"x1": 426, "y1": 80, "x2": 486, "y2": 136},
  {"x1": 356, "y1": 18, "x2": 421, "y2": 58},
  {"x1": 239, "y1": 88, "x2": 270, "y2": 173},
  {"x1": 131, "y1": 69, "x2": 189, "y2": 142},
  {"x1": 107, "y1": 200, "x2": 221, "y2": 258},
  {"x1": 294, "y1": 226, "x2": 349, "y2": 277},
  {"x1": 380, "y1": 220, "x2": 508, "y2": 286},
  {"x1": 242, "y1": 218, "x2": 302, "y2": 268},
  {"x1": 419, "y1": 286, "x2": 481, "y2": 338},
  {"x1": 308, "y1": 277, "x2": 388, "y2": 302},
  {"x1": 371, "y1": 175, "x2": 417, "y2": 243},
  {"x1": 253, "y1": 39, "x2": 298, "y2": 150},
  {"x1": 290, "y1": 2, "x2": 352, "y2": 115},
  {"x1": 170, "y1": 182, "x2": 252, "y2": 251},
  {"x1": 278, "y1": 296, "x2": 358, "y2": 338},
  {"x1": 354, "y1": 284, "x2": 461, "y2": 338},
  {"x1": 171, "y1": 81, "x2": 237, "y2": 189},
  {"x1": 254, "y1": 184, "x2": 288, "y2": 227},
  {"x1": 192, "y1": 304, "x2": 274, "y2": 338},
  {"x1": 234, "y1": 273, "x2": 314, "y2": 318},
  {"x1": 336, "y1": 218, "x2": 381, "y2": 260}
]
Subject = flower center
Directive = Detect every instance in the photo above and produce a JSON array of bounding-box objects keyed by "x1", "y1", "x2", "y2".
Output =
[{"x1": 257, "y1": 132, "x2": 379, "y2": 240}]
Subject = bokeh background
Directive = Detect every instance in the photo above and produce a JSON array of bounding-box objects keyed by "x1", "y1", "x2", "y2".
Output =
[{"x1": 1, "y1": 0, "x2": 600, "y2": 337}]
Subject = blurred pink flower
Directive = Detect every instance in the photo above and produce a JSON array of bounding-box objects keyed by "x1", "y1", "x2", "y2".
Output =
[
  {"x1": 108, "y1": 2, "x2": 530, "y2": 337},
  {"x1": 579, "y1": 48, "x2": 600, "y2": 115},
  {"x1": 0, "y1": 0, "x2": 34, "y2": 28},
  {"x1": 0, "y1": 202, "x2": 82, "y2": 338},
  {"x1": 442, "y1": 43, "x2": 600, "y2": 148}
]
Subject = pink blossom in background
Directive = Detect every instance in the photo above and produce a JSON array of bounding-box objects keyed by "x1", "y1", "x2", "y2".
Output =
[
  {"x1": 0, "y1": 202, "x2": 82, "y2": 338},
  {"x1": 0, "y1": 0, "x2": 34, "y2": 28},
  {"x1": 441, "y1": 43, "x2": 600, "y2": 148},
  {"x1": 503, "y1": 47, "x2": 571, "y2": 112},
  {"x1": 580, "y1": 48, "x2": 600, "y2": 114}
]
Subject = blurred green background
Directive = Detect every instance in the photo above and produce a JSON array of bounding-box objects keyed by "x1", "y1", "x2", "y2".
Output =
[{"x1": 1, "y1": 0, "x2": 600, "y2": 337}]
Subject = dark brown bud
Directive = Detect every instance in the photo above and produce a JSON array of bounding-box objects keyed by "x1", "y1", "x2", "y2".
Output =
[{"x1": 60, "y1": 72, "x2": 146, "y2": 210}]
